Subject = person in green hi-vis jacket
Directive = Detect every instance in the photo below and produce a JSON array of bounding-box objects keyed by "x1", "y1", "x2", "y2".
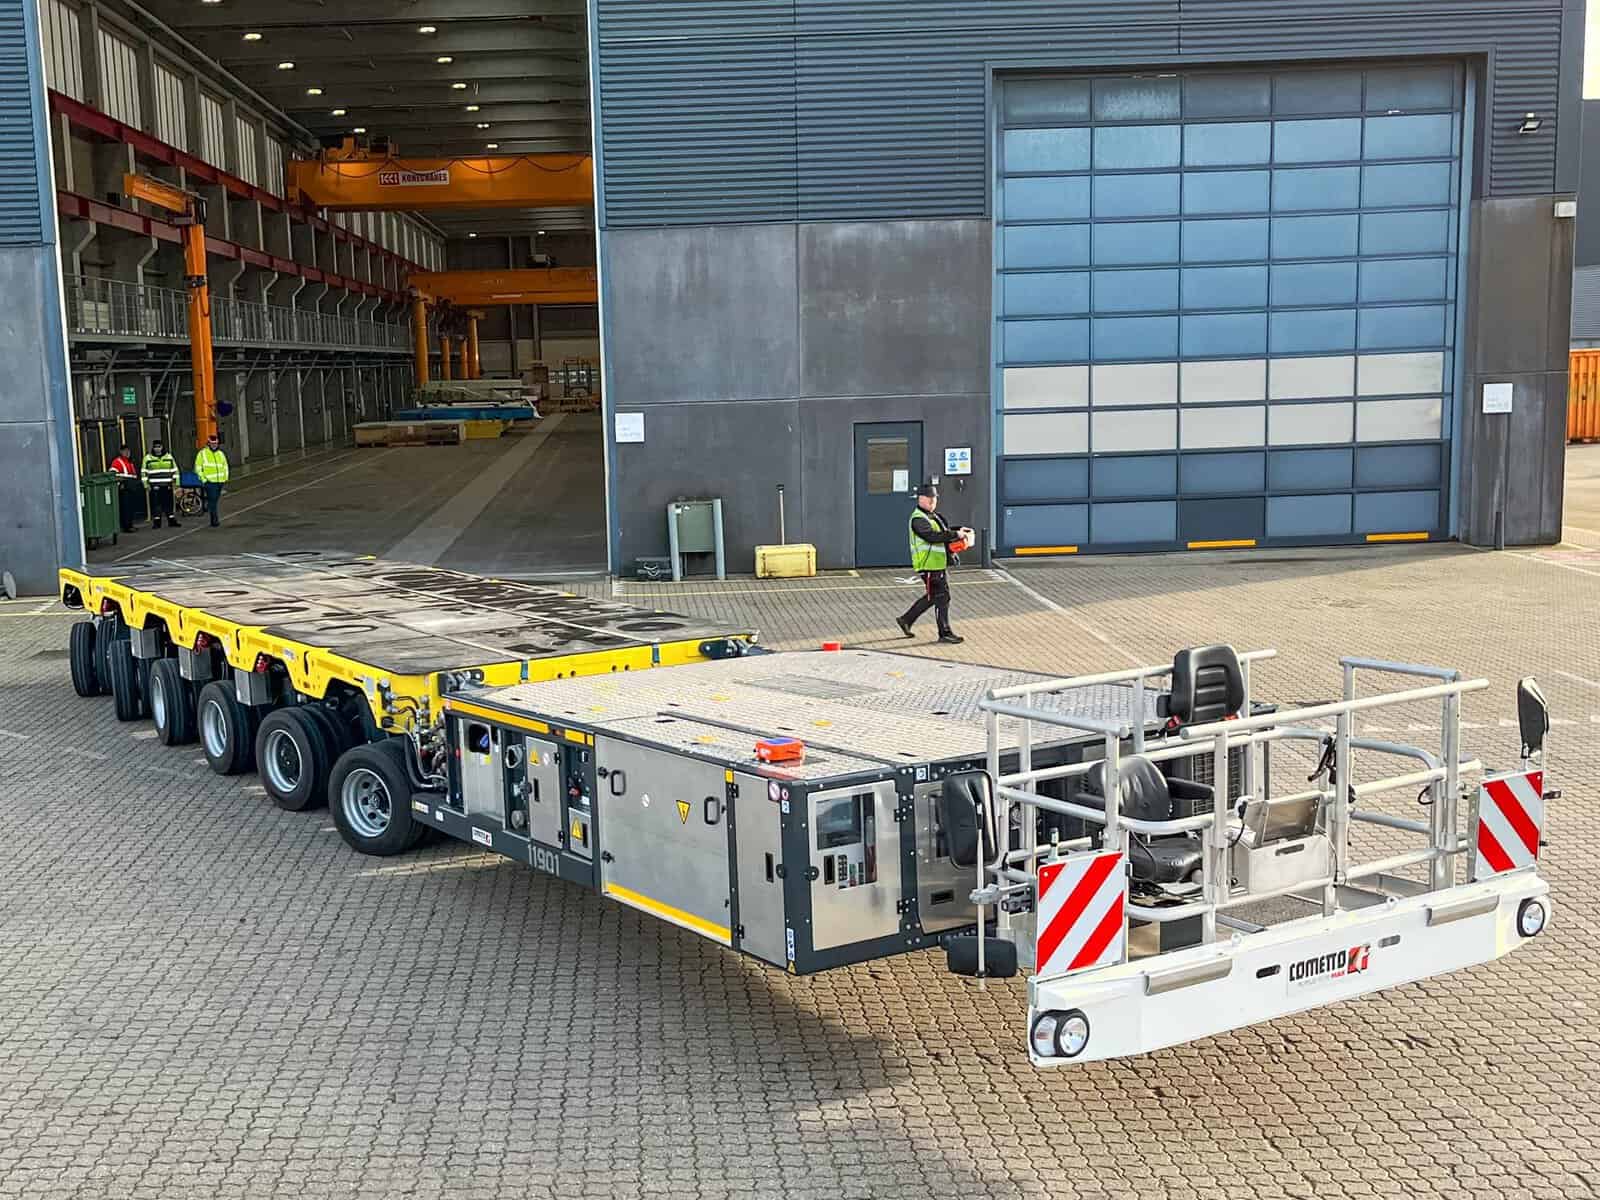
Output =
[{"x1": 895, "y1": 482, "x2": 971, "y2": 646}]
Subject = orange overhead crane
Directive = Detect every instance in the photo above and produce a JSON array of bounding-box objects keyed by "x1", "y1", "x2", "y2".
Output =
[
  {"x1": 409, "y1": 269, "x2": 598, "y2": 383},
  {"x1": 285, "y1": 141, "x2": 593, "y2": 212},
  {"x1": 122, "y1": 172, "x2": 218, "y2": 446}
]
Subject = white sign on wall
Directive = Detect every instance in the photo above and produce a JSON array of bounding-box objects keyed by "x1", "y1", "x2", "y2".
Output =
[
  {"x1": 1482, "y1": 383, "x2": 1514, "y2": 415},
  {"x1": 614, "y1": 411, "x2": 645, "y2": 443},
  {"x1": 945, "y1": 446, "x2": 973, "y2": 475}
]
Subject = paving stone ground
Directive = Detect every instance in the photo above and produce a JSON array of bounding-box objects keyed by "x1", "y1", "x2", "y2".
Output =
[{"x1": 2, "y1": 542, "x2": 1598, "y2": 1199}]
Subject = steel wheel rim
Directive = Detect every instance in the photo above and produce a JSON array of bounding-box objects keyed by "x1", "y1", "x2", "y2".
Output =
[
  {"x1": 201, "y1": 699, "x2": 228, "y2": 757},
  {"x1": 263, "y1": 727, "x2": 303, "y2": 794},
  {"x1": 150, "y1": 671, "x2": 168, "y2": 727},
  {"x1": 341, "y1": 767, "x2": 391, "y2": 838}
]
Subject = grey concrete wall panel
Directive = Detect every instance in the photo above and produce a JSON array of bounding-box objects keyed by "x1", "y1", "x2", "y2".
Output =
[
  {"x1": 604, "y1": 225, "x2": 799, "y2": 405},
  {"x1": 594, "y1": 1, "x2": 1575, "y2": 225},
  {"x1": 612, "y1": 400, "x2": 801, "y2": 574},
  {"x1": 1576, "y1": 101, "x2": 1600, "y2": 268},
  {"x1": 798, "y1": 392, "x2": 990, "y2": 569},
  {"x1": 1555, "y1": 0, "x2": 1586, "y2": 194},
  {"x1": 1459, "y1": 196, "x2": 1571, "y2": 545},
  {"x1": 797, "y1": 221, "x2": 990, "y2": 399},
  {"x1": 0, "y1": 421, "x2": 59, "y2": 591}
]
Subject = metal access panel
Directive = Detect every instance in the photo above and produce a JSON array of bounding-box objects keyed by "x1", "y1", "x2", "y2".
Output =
[
  {"x1": 731, "y1": 772, "x2": 786, "y2": 967},
  {"x1": 595, "y1": 737, "x2": 733, "y2": 947},
  {"x1": 457, "y1": 717, "x2": 505, "y2": 823},
  {"x1": 521, "y1": 734, "x2": 563, "y2": 846},
  {"x1": 914, "y1": 780, "x2": 976, "y2": 934},
  {"x1": 808, "y1": 780, "x2": 903, "y2": 952}
]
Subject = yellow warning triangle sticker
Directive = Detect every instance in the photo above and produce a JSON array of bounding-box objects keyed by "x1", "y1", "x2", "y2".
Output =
[{"x1": 676, "y1": 799, "x2": 691, "y2": 824}]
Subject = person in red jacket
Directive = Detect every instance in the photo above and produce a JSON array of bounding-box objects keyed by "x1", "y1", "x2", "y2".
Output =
[{"x1": 108, "y1": 444, "x2": 139, "y2": 534}]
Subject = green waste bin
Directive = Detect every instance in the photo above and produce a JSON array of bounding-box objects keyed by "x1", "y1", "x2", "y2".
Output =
[{"x1": 79, "y1": 472, "x2": 119, "y2": 548}]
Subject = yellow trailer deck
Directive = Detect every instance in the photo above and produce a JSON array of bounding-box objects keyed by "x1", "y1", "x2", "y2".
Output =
[{"x1": 59, "y1": 550, "x2": 752, "y2": 733}]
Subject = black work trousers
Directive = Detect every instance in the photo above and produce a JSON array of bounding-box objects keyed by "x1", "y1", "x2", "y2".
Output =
[
  {"x1": 148, "y1": 484, "x2": 175, "y2": 526},
  {"x1": 115, "y1": 479, "x2": 139, "y2": 532},
  {"x1": 901, "y1": 569, "x2": 952, "y2": 635}
]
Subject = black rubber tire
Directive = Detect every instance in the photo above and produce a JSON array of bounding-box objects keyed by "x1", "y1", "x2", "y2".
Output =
[
  {"x1": 304, "y1": 702, "x2": 356, "y2": 759},
  {"x1": 329, "y1": 739, "x2": 423, "y2": 857},
  {"x1": 107, "y1": 640, "x2": 144, "y2": 722},
  {"x1": 69, "y1": 621, "x2": 98, "y2": 698},
  {"x1": 94, "y1": 621, "x2": 115, "y2": 697},
  {"x1": 255, "y1": 707, "x2": 331, "y2": 812},
  {"x1": 197, "y1": 681, "x2": 259, "y2": 775},
  {"x1": 148, "y1": 658, "x2": 197, "y2": 746}
]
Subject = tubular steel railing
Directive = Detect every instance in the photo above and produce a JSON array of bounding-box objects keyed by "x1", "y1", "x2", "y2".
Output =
[
  {"x1": 976, "y1": 652, "x2": 1489, "y2": 979},
  {"x1": 65, "y1": 275, "x2": 408, "y2": 351}
]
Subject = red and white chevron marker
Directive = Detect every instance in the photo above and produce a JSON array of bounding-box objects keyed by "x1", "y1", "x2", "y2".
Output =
[
  {"x1": 1035, "y1": 850, "x2": 1125, "y2": 979},
  {"x1": 1472, "y1": 770, "x2": 1545, "y2": 882}
]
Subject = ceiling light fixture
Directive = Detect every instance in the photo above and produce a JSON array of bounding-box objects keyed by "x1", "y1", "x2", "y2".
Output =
[
  {"x1": 536, "y1": 229, "x2": 546, "y2": 235},
  {"x1": 468, "y1": 232, "x2": 478, "y2": 238},
  {"x1": 418, "y1": 24, "x2": 436, "y2": 34},
  {"x1": 485, "y1": 142, "x2": 498, "y2": 149},
  {"x1": 436, "y1": 55, "x2": 453, "y2": 64},
  {"x1": 242, "y1": 32, "x2": 262, "y2": 41},
  {"x1": 464, "y1": 104, "x2": 480, "y2": 112},
  {"x1": 276, "y1": 61, "x2": 294, "y2": 70},
  {"x1": 451, "y1": 82, "x2": 467, "y2": 90},
  {"x1": 200, "y1": 0, "x2": 221, "y2": 5},
  {"x1": 331, "y1": 108, "x2": 346, "y2": 116},
  {"x1": 305, "y1": 87, "x2": 323, "y2": 96},
  {"x1": 475, "y1": 122, "x2": 490, "y2": 129},
  {"x1": 353, "y1": 126, "x2": 367, "y2": 134}
]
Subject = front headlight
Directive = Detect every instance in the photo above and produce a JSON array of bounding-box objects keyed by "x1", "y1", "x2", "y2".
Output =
[
  {"x1": 1055, "y1": 1010, "x2": 1091, "y2": 1058},
  {"x1": 1517, "y1": 897, "x2": 1547, "y2": 938},
  {"x1": 1029, "y1": 1012, "x2": 1060, "y2": 1057}
]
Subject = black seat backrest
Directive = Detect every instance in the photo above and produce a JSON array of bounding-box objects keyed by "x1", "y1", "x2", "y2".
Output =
[
  {"x1": 939, "y1": 770, "x2": 995, "y2": 868},
  {"x1": 1081, "y1": 755, "x2": 1173, "y2": 824},
  {"x1": 1165, "y1": 644, "x2": 1244, "y2": 726}
]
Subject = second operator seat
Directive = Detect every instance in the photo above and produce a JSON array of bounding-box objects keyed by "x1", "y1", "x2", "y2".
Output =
[{"x1": 1080, "y1": 756, "x2": 1214, "y2": 885}]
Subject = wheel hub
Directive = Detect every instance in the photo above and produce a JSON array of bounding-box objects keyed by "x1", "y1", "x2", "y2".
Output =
[
  {"x1": 263, "y1": 728, "x2": 303, "y2": 793},
  {"x1": 201, "y1": 699, "x2": 228, "y2": 757},
  {"x1": 341, "y1": 767, "x2": 391, "y2": 839}
]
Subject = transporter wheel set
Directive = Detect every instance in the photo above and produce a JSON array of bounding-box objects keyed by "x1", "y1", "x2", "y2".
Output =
[{"x1": 65, "y1": 608, "x2": 429, "y2": 853}]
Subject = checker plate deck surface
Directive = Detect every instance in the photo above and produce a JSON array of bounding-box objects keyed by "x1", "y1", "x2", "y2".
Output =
[
  {"x1": 463, "y1": 649, "x2": 1160, "y2": 777},
  {"x1": 72, "y1": 550, "x2": 739, "y2": 676}
]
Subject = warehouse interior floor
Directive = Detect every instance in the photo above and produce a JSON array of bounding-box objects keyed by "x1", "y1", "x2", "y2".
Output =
[{"x1": 85, "y1": 413, "x2": 607, "y2": 579}]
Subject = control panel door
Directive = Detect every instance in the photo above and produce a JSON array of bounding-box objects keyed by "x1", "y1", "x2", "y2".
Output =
[
  {"x1": 914, "y1": 780, "x2": 977, "y2": 933},
  {"x1": 595, "y1": 738, "x2": 733, "y2": 947},
  {"x1": 808, "y1": 781, "x2": 903, "y2": 951},
  {"x1": 521, "y1": 735, "x2": 562, "y2": 846},
  {"x1": 457, "y1": 718, "x2": 505, "y2": 823},
  {"x1": 732, "y1": 772, "x2": 786, "y2": 967}
]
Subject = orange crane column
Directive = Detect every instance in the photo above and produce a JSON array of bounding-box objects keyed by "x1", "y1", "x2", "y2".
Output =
[
  {"x1": 182, "y1": 223, "x2": 219, "y2": 445},
  {"x1": 457, "y1": 337, "x2": 469, "y2": 381},
  {"x1": 466, "y1": 314, "x2": 481, "y2": 380},
  {"x1": 439, "y1": 332, "x2": 453, "y2": 381},
  {"x1": 411, "y1": 297, "x2": 430, "y2": 387}
]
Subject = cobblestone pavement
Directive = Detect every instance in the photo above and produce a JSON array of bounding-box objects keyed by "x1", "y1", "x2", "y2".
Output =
[{"x1": 2, "y1": 543, "x2": 1598, "y2": 1199}]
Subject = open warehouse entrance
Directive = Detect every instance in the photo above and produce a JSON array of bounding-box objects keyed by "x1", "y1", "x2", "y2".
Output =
[{"x1": 39, "y1": 0, "x2": 606, "y2": 580}]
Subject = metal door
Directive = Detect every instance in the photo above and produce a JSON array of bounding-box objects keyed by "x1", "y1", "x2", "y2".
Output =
[
  {"x1": 732, "y1": 772, "x2": 786, "y2": 967},
  {"x1": 853, "y1": 421, "x2": 923, "y2": 567},
  {"x1": 522, "y1": 734, "x2": 562, "y2": 846},
  {"x1": 993, "y1": 65, "x2": 1467, "y2": 553},
  {"x1": 808, "y1": 780, "x2": 903, "y2": 951},
  {"x1": 595, "y1": 738, "x2": 733, "y2": 947}
]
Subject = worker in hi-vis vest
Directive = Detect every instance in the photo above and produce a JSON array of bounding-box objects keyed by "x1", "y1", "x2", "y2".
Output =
[
  {"x1": 194, "y1": 432, "x2": 230, "y2": 527},
  {"x1": 141, "y1": 439, "x2": 180, "y2": 530},
  {"x1": 895, "y1": 482, "x2": 972, "y2": 645}
]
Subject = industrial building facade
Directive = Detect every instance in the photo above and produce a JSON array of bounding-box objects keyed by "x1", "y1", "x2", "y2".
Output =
[
  {"x1": 0, "y1": 0, "x2": 1587, "y2": 591},
  {"x1": 591, "y1": 1, "x2": 1583, "y2": 569}
]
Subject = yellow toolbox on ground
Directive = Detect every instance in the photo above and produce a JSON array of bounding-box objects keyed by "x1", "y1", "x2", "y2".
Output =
[
  {"x1": 755, "y1": 543, "x2": 816, "y2": 579},
  {"x1": 462, "y1": 419, "x2": 508, "y2": 440}
]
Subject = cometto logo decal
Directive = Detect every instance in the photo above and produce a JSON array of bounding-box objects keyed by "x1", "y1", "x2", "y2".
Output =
[{"x1": 1285, "y1": 944, "x2": 1372, "y2": 992}]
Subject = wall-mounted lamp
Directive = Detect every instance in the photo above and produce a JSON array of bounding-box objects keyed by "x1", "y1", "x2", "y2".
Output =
[{"x1": 1518, "y1": 112, "x2": 1542, "y2": 135}]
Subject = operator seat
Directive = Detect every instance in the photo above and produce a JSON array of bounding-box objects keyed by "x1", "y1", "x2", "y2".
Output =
[
  {"x1": 1080, "y1": 756, "x2": 1214, "y2": 885},
  {"x1": 1160, "y1": 643, "x2": 1246, "y2": 728}
]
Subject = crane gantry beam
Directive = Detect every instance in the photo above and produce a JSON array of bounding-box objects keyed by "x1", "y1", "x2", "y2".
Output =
[
  {"x1": 408, "y1": 268, "x2": 598, "y2": 307},
  {"x1": 287, "y1": 149, "x2": 593, "y2": 212}
]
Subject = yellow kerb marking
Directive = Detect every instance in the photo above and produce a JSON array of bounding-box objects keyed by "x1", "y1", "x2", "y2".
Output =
[
  {"x1": 1366, "y1": 532, "x2": 1429, "y2": 543},
  {"x1": 1187, "y1": 539, "x2": 1256, "y2": 550},
  {"x1": 1014, "y1": 545, "x2": 1079, "y2": 556}
]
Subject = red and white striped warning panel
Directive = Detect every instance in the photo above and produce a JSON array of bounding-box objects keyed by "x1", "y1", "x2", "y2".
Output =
[
  {"x1": 1473, "y1": 769, "x2": 1545, "y2": 881},
  {"x1": 1035, "y1": 850, "x2": 1125, "y2": 979}
]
